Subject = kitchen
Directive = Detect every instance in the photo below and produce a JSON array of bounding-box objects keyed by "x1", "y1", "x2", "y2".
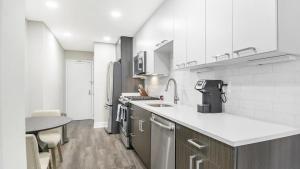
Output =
[{"x1": 1, "y1": 0, "x2": 300, "y2": 169}]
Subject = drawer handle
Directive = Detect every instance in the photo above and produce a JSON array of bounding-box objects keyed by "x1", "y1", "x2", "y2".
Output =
[
  {"x1": 130, "y1": 116, "x2": 135, "y2": 119},
  {"x1": 189, "y1": 155, "x2": 197, "y2": 169},
  {"x1": 130, "y1": 133, "x2": 135, "y2": 137},
  {"x1": 233, "y1": 47, "x2": 257, "y2": 56},
  {"x1": 187, "y1": 139, "x2": 207, "y2": 150},
  {"x1": 196, "y1": 159, "x2": 203, "y2": 169}
]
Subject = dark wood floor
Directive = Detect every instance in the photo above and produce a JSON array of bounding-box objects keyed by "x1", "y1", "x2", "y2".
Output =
[{"x1": 57, "y1": 120, "x2": 146, "y2": 169}]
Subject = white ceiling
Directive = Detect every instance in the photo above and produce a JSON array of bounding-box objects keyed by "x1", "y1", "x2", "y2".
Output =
[{"x1": 26, "y1": 0, "x2": 165, "y2": 52}]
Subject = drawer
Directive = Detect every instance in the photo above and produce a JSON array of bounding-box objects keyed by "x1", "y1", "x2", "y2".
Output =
[
  {"x1": 176, "y1": 124, "x2": 209, "y2": 158},
  {"x1": 176, "y1": 124, "x2": 235, "y2": 169}
]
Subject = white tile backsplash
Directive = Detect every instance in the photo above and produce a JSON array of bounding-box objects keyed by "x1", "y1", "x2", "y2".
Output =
[{"x1": 145, "y1": 59, "x2": 300, "y2": 128}]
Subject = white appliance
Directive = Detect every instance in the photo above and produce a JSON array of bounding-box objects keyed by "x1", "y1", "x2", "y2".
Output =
[{"x1": 105, "y1": 61, "x2": 121, "y2": 134}]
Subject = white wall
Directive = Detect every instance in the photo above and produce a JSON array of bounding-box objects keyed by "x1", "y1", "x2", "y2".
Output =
[
  {"x1": 26, "y1": 21, "x2": 65, "y2": 116},
  {"x1": 0, "y1": 0, "x2": 27, "y2": 168},
  {"x1": 65, "y1": 50, "x2": 94, "y2": 61},
  {"x1": 93, "y1": 43, "x2": 116, "y2": 127},
  {"x1": 146, "y1": 59, "x2": 300, "y2": 128}
]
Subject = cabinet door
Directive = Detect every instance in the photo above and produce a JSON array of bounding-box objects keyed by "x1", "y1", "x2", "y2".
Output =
[
  {"x1": 173, "y1": 0, "x2": 187, "y2": 70},
  {"x1": 186, "y1": 0, "x2": 206, "y2": 67},
  {"x1": 233, "y1": 0, "x2": 277, "y2": 58},
  {"x1": 151, "y1": 0, "x2": 174, "y2": 48},
  {"x1": 138, "y1": 109, "x2": 151, "y2": 169},
  {"x1": 206, "y1": 0, "x2": 233, "y2": 63},
  {"x1": 130, "y1": 106, "x2": 140, "y2": 151}
]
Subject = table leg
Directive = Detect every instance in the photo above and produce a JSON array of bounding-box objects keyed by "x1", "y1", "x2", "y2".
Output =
[{"x1": 62, "y1": 124, "x2": 69, "y2": 144}]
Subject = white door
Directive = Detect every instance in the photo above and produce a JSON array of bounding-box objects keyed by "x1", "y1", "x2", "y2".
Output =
[
  {"x1": 233, "y1": 0, "x2": 277, "y2": 58},
  {"x1": 66, "y1": 60, "x2": 93, "y2": 120},
  {"x1": 206, "y1": 0, "x2": 233, "y2": 63},
  {"x1": 186, "y1": 0, "x2": 206, "y2": 67},
  {"x1": 173, "y1": 0, "x2": 188, "y2": 69}
]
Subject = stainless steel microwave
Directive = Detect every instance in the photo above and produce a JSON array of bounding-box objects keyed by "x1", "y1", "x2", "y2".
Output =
[{"x1": 134, "y1": 51, "x2": 147, "y2": 75}]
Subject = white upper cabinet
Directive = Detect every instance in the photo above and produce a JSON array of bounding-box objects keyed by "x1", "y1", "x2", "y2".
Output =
[
  {"x1": 152, "y1": 0, "x2": 174, "y2": 48},
  {"x1": 233, "y1": 0, "x2": 277, "y2": 58},
  {"x1": 186, "y1": 0, "x2": 206, "y2": 66},
  {"x1": 206, "y1": 0, "x2": 233, "y2": 63},
  {"x1": 173, "y1": 0, "x2": 188, "y2": 69}
]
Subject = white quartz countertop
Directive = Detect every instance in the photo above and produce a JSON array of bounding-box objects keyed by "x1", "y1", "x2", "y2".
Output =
[{"x1": 130, "y1": 100, "x2": 300, "y2": 147}]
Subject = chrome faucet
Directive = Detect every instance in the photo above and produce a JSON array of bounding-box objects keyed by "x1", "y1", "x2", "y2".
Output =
[{"x1": 165, "y1": 78, "x2": 179, "y2": 104}]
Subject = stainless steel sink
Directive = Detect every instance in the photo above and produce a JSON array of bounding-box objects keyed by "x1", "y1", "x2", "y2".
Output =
[{"x1": 148, "y1": 103, "x2": 173, "y2": 107}]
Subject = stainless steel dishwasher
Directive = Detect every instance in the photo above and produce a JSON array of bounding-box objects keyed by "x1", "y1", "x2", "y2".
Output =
[{"x1": 150, "y1": 114, "x2": 175, "y2": 169}]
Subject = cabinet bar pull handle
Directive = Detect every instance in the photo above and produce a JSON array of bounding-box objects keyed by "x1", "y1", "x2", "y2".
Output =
[
  {"x1": 212, "y1": 53, "x2": 230, "y2": 61},
  {"x1": 187, "y1": 139, "x2": 207, "y2": 150},
  {"x1": 176, "y1": 63, "x2": 186, "y2": 69},
  {"x1": 161, "y1": 40, "x2": 168, "y2": 44},
  {"x1": 150, "y1": 117, "x2": 175, "y2": 131},
  {"x1": 187, "y1": 61, "x2": 197, "y2": 66},
  {"x1": 196, "y1": 160, "x2": 204, "y2": 169},
  {"x1": 140, "y1": 120, "x2": 144, "y2": 132},
  {"x1": 233, "y1": 47, "x2": 257, "y2": 56},
  {"x1": 189, "y1": 155, "x2": 197, "y2": 169}
]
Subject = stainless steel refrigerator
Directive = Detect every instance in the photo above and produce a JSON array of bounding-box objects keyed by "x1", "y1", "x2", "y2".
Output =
[{"x1": 104, "y1": 61, "x2": 121, "y2": 134}]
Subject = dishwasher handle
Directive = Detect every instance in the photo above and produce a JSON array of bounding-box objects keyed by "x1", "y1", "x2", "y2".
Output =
[{"x1": 150, "y1": 117, "x2": 175, "y2": 131}]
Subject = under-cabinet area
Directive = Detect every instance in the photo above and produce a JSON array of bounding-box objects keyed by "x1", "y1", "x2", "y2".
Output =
[{"x1": 127, "y1": 102, "x2": 300, "y2": 169}]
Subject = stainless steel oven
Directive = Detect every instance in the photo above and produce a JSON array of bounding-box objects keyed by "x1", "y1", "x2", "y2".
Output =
[{"x1": 134, "y1": 51, "x2": 147, "y2": 75}]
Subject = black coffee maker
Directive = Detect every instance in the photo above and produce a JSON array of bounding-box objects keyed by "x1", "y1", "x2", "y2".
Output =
[{"x1": 195, "y1": 80, "x2": 226, "y2": 113}]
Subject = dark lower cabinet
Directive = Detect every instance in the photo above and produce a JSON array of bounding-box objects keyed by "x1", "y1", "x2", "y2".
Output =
[
  {"x1": 176, "y1": 124, "x2": 234, "y2": 169},
  {"x1": 129, "y1": 105, "x2": 300, "y2": 169},
  {"x1": 176, "y1": 124, "x2": 300, "y2": 169},
  {"x1": 130, "y1": 105, "x2": 151, "y2": 169}
]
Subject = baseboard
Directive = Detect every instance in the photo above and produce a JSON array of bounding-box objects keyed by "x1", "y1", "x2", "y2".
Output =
[{"x1": 94, "y1": 122, "x2": 108, "y2": 128}]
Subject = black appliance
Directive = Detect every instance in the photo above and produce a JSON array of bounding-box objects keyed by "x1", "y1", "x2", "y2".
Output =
[
  {"x1": 134, "y1": 51, "x2": 147, "y2": 75},
  {"x1": 118, "y1": 95, "x2": 159, "y2": 149},
  {"x1": 195, "y1": 80, "x2": 226, "y2": 113}
]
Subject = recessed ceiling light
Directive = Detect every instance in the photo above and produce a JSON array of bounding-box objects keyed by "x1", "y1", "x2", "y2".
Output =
[
  {"x1": 46, "y1": 1, "x2": 58, "y2": 9},
  {"x1": 63, "y1": 32, "x2": 72, "y2": 37},
  {"x1": 111, "y1": 10, "x2": 122, "y2": 18},
  {"x1": 103, "y1": 36, "x2": 111, "y2": 41}
]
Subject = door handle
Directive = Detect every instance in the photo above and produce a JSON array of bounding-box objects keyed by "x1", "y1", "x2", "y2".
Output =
[
  {"x1": 186, "y1": 61, "x2": 197, "y2": 66},
  {"x1": 196, "y1": 159, "x2": 203, "y2": 169},
  {"x1": 233, "y1": 47, "x2": 257, "y2": 56},
  {"x1": 189, "y1": 155, "x2": 197, "y2": 169},
  {"x1": 88, "y1": 90, "x2": 92, "y2": 95},
  {"x1": 212, "y1": 53, "x2": 230, "y2": 61}
]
